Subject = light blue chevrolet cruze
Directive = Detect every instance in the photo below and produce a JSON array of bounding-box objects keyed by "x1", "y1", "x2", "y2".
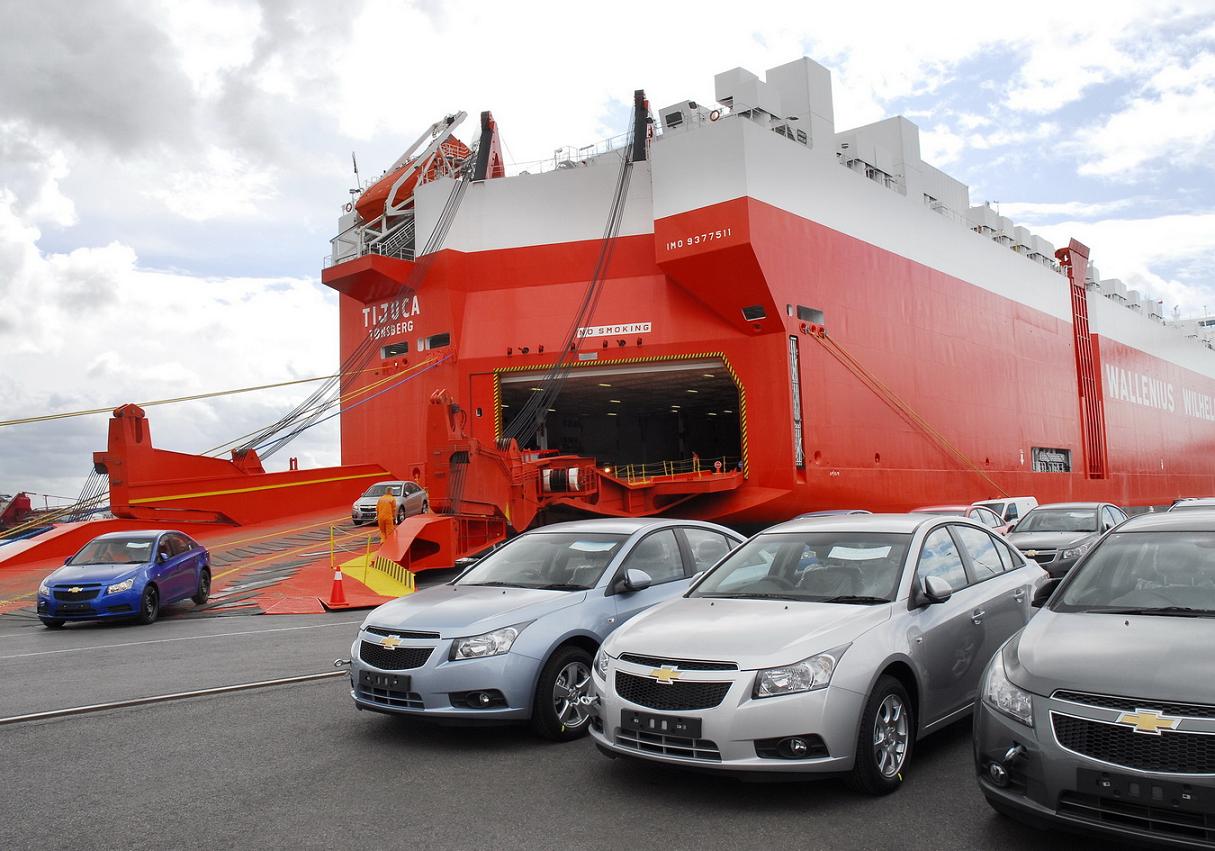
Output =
[{"x1": 347, "y1": 518, "x2": 743, "y2": 740}]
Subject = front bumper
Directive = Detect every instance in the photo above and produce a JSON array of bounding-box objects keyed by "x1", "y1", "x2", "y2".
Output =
[
  {"x1": 37, "y1": 585, "x2": 142, "y2": 620},
  {"x1": 349, "y1": 633, "x2": 542, "y2": 722},
  {"x1": 352, "y1": 505, "x2": 378, "y2": 523},
  {"x1": 588, "y1": 658, "x2": 864, "y2": 774},
  {"x1": 975, "y1": 698, "x2": 1215, "y2": 848}
]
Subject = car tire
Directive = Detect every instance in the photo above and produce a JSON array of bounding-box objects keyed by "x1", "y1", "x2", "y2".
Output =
[
  {"x1": 530, "y1": 645, "x2": 595, "y2": 742},
  {"x1": 845, "y1": 675, "x2": 915, "y2": 796},
  {"x1": 395, "y1": 507, "x2": 405, "y2": 525},
  {"x1": 40, "y1": 617, "x2": 65, "y2": 629},
  {"x1": 192, "y1": 569, "x2": 211, "y2": 605},
  {"x1": 136, "y1": 585, "x2": 159, "y2": 625}
]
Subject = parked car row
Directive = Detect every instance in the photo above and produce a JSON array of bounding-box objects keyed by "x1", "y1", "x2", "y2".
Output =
[{"x1": 343, "y1": 502, "x2": 1215, "y2": 847}]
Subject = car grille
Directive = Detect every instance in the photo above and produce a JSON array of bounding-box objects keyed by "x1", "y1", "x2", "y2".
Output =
[
  {"x1": 357, "y1": 685, "x2": 424, "y2": 710},
  {"x1": 1019, "y1": 549, "x2": 1057, "y2": 565},
  {"x1": 359, "y1": 641, "x2": 433, "y2": 671},
  {"x1": 1054, "y1": 691, "x2": 1215, "y2": 720},
  {"x1": 53, "y1": 586, "x2": 101, "y2": 601},
  {"x1": 615, "y1": 728, "x2": 722, "y2": 762},
  {"x1": 1059, "y1": 793, "x2": 1215, "y2": 845},
  {"x1": 618, "y1": 653, "x2": 738, "y2": 671},
  {"x1": 364, "y1": 626, "x2": 440, "y2": 640},
  {"x1": 614, "y1": 671, "x2": 731, "y2": 711},
  {"x1": 1052, "y1": 713, "x2": 1215, "y2": 774}
]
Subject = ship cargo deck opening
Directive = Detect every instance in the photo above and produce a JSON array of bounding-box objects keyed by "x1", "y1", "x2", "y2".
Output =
[{"x1": 497, "y1": 359, "x2": 741, "y2": 475}]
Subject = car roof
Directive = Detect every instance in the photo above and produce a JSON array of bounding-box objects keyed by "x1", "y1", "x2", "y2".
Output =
[
  {"x1": 527, "y1": 518, "x2": 734, "y2": 536},
  {"x1": 1118, "y1": 511, "x2": 1215, "y2": 532},
  {"x1": 92, "y1": 530, "x2": 165, "y2": 541},
  {"x1": 912, "y1": 505, "x2": 971, "y2": 512},
  {"x1": 1027, "y1": 502, "x2": 1106, "y2": 511},
  {"x1": 765, "y1": 513, "x2": 949, "y2": 535},
  {"x1": 1171, "y1": 498, "x2": 1215, "y2": 507}
]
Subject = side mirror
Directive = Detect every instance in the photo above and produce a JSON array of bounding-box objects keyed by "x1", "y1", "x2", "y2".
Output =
[
  {"x1": 158, "y1": 551, "x2": 170, "y2": 563},
  {"x1": 691, "y1": 570, "x2": 706, "y2": 582},
  {"x1": 1006, "y1": 521, "x2": 1016, "y2": 533},
  {"x1": 1032, "y1": 578, "x2": 1060, "y2": 608},
  {"x1": 618, "y1": 569, "x2": 652, "y2": 593},
  {"x1": 922, "y1": 575, "x2": 952, "y2": 604}
]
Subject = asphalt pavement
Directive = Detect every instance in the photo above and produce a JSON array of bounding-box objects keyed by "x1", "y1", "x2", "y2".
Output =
[{"x1": 0, "y1": 613, "x2": 1115, "y2": 851}]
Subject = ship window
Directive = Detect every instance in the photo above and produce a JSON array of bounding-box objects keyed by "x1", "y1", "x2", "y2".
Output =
[
  {"x1": 419, "y1": 333, "x2": 451, "y2": 351},
  {"x1": 741, "y1": 305, "x2": 766, "y2": 321},
  {"x1": 796, "y1": 305, "x2": 824, "y2": 325},
  {"x1": 380, "y1": 342, "x2": 409, "y2": 358}
]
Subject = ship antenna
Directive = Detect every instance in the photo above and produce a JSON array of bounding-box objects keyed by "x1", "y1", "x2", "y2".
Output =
[{"x1": 351, "y1": 151, "x2": 361, "y2": 191}]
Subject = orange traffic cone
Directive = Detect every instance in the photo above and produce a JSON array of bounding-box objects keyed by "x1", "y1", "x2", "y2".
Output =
[{"x1": 328, "y1": 567, "x2": 348, "y2": 607}]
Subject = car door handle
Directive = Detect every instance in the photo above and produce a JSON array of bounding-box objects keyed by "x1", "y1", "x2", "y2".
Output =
[
  {"x1": 971, "y1": 609, "x2": 986, "y2": 624},
  {"x1": 1013, "y1": 589, "x2": 1026, "y2": 602}
]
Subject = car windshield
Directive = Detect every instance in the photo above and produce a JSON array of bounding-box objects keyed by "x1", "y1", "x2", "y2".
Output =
[
  {"x1": 70, "y1": 538, "x2": 156, "y2": 565},
  {"x1": 362, "y1": 484, "x2": 401, "y2": 497},
  {"x1": 690, "y1": 532, "x2": 910, "y2": 602},
  {"x1": 1054, "y1": 531, "x2": 1215, "y2": 615},
  {"x1": 1016, "y1": 509, "x2": 1097, "y2": 533},
  {"x1": 456, "y1": 533, "x2": 627, "y2": 590},
  {"x1": 1169, "y1": 502, "x2": 1215, "y2": 512}
]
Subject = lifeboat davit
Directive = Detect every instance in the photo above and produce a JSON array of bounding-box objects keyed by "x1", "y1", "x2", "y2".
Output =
[{"x1": 354, "y1": 137, "x2": 472, "y2": 224}]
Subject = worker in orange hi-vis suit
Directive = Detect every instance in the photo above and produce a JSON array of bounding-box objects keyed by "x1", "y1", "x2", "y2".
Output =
[{"x1": 375, "y1": 491, "x2": 397, "y2": 543}]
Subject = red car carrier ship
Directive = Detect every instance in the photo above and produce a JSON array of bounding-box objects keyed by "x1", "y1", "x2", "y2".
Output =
[{"x1": 6, "y1": 56, "x2": 1215, "y2": 583}]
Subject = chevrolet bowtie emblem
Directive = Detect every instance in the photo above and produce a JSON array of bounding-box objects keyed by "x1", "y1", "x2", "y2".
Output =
[
  {"x1": 379, "y1": 635, "x2": 402, "y2": 650},
  {"x1": 67, "y1": 586, "x2": 82, "y2": 594},
  {"x1": 650, "y1": 666, "x2": 681, "y2": 685},
  {"x1": 1116, "y1": 708, "x2": 1180, "y2": 735},
  {"x1": 1025, "y1": 550, "x2": 1038, "y2": 558}
]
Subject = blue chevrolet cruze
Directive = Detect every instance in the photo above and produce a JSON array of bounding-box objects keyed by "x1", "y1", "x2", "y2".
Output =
[{"x1": 37, "y1": 530, "x2": 211, "y2": 628}]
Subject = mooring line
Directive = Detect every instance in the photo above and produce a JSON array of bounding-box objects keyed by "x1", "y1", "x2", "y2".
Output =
[{"x1": 0, "y1": 670, "x2": 347, "y2": 726}]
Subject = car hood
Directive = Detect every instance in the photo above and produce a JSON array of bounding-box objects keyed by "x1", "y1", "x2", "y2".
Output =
[
  {"x1": 354, "y1": 497, "x2": 382, "y2": 506},
  {"x1": 604, "y1": 596, "x2": 890, "y2": 670},
  {"x1": 1007, "y1": 531, "x2": 1094, "y2": 551},
  {"x1": 45, "y1": 563, "x2": 142, "y2": 584},
  {"x1": 362, "y1": 584, "x2": 586, "y2": 636},
  {"x1": 1008, "y1": 609, "x2": 1215, "y2": 704}
]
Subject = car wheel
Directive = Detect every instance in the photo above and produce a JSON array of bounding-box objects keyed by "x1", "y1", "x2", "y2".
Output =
[
  {"x1": 530, "y1": 646, "x2": 594, "y2": 742},
  {"x1": 136, "y1": 585, "x2": 160, "y2": 625},
  {"x1": 192, "y1": 569, "x2": 211, "y2": 605},
  {"x1": 395, "y1": 507, "x2": 405, "y2": 525},
  {"x1": 40, "y1": 617, "x2": 65, "y2": 629},
  {"x1": 845, "y1": 675, "x2": 914, "y2": 795}
]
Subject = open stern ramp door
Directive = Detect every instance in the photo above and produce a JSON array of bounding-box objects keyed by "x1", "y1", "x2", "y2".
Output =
[{"x1": 496, "y1": 357, "x2": 742, "y2": 477}]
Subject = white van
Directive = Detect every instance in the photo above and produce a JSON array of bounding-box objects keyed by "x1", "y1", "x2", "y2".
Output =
[{"x1": 972, "y1": 496, "x2": 1038, "y2": 525}]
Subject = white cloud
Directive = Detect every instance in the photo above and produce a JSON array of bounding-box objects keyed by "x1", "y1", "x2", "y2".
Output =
[
  {"x1": 143, "y1": 146, "x2": 279, "y2": 221},
  {"x1": 1076, "y1": 52, "x2": 1215, "y2": 178}
]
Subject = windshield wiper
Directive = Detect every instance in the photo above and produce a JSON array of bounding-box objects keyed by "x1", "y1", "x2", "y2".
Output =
[
  {"x1": 821, "y1": 595, "x2": 891, "y2": 605},
  {"x1": 697, "y1": 592, "x2": 804, "y2": 601},
  {"x1": 461, "y1": 581, "x2": 524, "y2": 588},
  {"x1": 1100, "y1": 606, "x2": 1215, "y2": 617},
  {"x1": 534, "y1": 583, "x2": 586, "y2": 591}
]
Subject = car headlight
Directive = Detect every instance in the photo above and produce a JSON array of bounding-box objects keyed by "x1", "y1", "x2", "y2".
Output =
[
  {"x1": 105, "y1": 578, "x2": 135, "y2": 595},
  {"x1": 1062, "y1": 539, "x2": 1095, "y2": 560},
  {"x1": 449, "y1": 624, "x2": 527, "y2": 660},
  {"x1": 753, "y1": 646, "x2": 848, "y2": 699},
  {"x1": 593, "y1": 648, "x2": 610, "y2": 680},
  {"x1": 38, "y1": 582, "x2": 50, "y2": 597},
  {"x1": 983, "y1": 650, "x2": 1033, "y2": 727}
]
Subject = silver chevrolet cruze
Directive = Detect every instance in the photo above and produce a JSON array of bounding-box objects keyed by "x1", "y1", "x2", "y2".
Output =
[
  {"x1": 590, "y1": 514, "x2": 1048, "y2": 793},
  {"x1": 976, "y1": 510, "x2": 1215, "y2": 847}
]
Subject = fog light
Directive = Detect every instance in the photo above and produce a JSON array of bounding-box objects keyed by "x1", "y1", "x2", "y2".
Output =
[
  {"x1": 787, "y1": 737, "x2": 809, "y2": 757},
  {"x1": 477, "y1": 692, "x2": 492, "y2": 706},
  {"x1": 988, "y1": 761, "x2": 1009, "y2": 787}
]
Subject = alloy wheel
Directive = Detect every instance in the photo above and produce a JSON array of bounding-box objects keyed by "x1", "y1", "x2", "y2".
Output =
[
  {"x1": 551, "y1": 661, "x2": 592, "y2": 729},
  {"x1": 872, "y1": 694, "x2": 909, "y2": 778}
]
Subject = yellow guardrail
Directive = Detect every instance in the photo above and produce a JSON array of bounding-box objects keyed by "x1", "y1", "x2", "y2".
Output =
[{"x1": 618, "y1": 456, "x2": 740, "y2": 485}]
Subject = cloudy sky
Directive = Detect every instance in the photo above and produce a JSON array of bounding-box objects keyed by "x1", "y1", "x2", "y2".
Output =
[{"x1": 2, "y1": 0, "x2": 1213, "y2": 503}]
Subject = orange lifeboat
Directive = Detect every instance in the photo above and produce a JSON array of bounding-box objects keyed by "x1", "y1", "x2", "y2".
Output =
[{"x1": 353, "y1": 137, "x2": 472, "y2": 224}]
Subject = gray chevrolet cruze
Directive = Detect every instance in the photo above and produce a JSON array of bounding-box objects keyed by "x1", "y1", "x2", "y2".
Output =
[
  {"x1": 347, "y1": 518, "x2": 743, "y2": 740},
  {"x1": 976, "y1": 510, "x2": 1215, "y2": 846}
]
